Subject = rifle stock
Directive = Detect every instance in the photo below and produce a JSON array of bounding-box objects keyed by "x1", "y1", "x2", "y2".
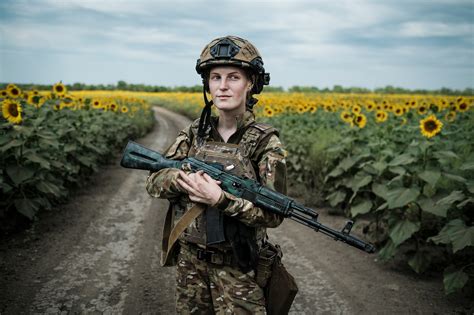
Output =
[{"x1": 121, "y1": 140, "x2": 376, "y2": 254}]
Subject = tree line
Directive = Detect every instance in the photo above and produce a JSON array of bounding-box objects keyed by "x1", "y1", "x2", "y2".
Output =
[{"x1": 1, "y1": 81, "x2": 473, "y2": 95}]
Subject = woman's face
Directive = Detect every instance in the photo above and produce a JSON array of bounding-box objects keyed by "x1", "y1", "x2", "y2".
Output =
[{"x1": 208, "y1": 66, "x2": 251, "y2": 115}]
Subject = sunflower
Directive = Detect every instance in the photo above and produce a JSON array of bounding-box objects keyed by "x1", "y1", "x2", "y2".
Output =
[
  {"x1": 445, "y1": 111, "x2": 456, "y2": 122},
  {"x1": 351, "y1": 104, "x2": 361, "y2": 115},
  {"x1": 1, "y1": 90, "x2": 8, "y2": 98},
  {"x1": 53, "y1": 82, "x2": 67, "y2": 96},
  {"x1": 393, "y1": 106, "x2": 404, "y2": 116},
  {"x1": 2, "y1": 99, "x2": 23, "y2": 124},
  {"x1": 121, "y1": 106, "x2": 129, "y2": 113},
  {"x1": 456, "y1": 102, "x2": 469, "y2": 112},
  {"x1": 417, "y1": 105, "x2": 428, "y2": 115},
  {"x1": 419, "y1": 114, "x2": 443, "y2": 138},
  {"x1": 375, "y1": 110, "x2": 388, "y2": 123},
  {"x1": 263, "y1": 106, "x2": 274, "y2": 117},
  {"x1": 91, "y1": 99, "x2": 102, "y2": 109},
  {"x1": 308, "y1": 105, "x2": 317, "y2": 113},
  {"x1": 340, "y1": 110, "x2": 352, "y2": 123},
  {"x1": 297, "y1": 105, "x2": 306, "y2": 114},
  {"x1": 7, "y1": 84, "x2": 21, "y2": 98},
  {"x1": 354, "y1": 114, "x2": 367, "y2": 128},
  {"x1": 366, "y1": 102, "x2": 375, "y2": 112}
]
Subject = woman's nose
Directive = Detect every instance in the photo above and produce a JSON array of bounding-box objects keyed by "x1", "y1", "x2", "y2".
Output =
[{"x1": 219, "y1": 78, "x2": 229, "y2": 90}]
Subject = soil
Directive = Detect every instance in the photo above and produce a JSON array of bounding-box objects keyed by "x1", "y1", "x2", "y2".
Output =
[{"x1": 0, "y1": 107, "x2": 472, "y2": 314}]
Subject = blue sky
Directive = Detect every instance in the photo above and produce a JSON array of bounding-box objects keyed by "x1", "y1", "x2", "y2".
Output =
[{"x1": 0, "y1": 0, "x2": 473, "y2": 90}]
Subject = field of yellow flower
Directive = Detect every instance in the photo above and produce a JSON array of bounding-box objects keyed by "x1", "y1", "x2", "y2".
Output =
[
  {"x1": 0, "y1": 83, "x2": 154, "y2": 229},
  {"x1": 1, "y1": 85, "x2": 473, "y2": 294},
  {"x1": 142, "y1": 91, "x2": 474, "y2": 295}
]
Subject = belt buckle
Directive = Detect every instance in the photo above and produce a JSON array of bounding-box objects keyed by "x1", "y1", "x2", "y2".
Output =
[
  {"x1": 196, "y1": 248, "x2": 207, "y2": 261},
  {"x1": 210, "y1": 252, "x2": 224, "y2": 265}
]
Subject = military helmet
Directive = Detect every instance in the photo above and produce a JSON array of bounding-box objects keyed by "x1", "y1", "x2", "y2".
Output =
[{"x1": 196, "y1": 35, "x2": 270, "y2": 95}]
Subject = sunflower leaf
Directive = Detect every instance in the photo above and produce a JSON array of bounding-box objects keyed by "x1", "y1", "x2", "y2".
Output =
[
  {"x1": 388, "y1": 153, "x2": 415, "y2": 166},
  {"x1": 443, "y1": 266, "x2": 469, "y2": 295},
  {"x1": 6, "y1": 165, "x2": 36, "y2": 186},
  {"x1": 418, "y1": 170, "x2": 441, "y2": 186},
  {"x1": 0, "y1": 139, "x2": 24, "y2": 153},
  {"x1": 389, "y1": 220, "x2": 420, "y2": 246},
  {"x1": 350, "y1": 200, "x2": 373, "y2": 217},
  {"x1": 386, "y1": 187, "x2": 420, "y2": 209}
]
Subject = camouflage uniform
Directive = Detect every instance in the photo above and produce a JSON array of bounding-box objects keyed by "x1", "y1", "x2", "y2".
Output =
[{"x1": 146, "y1": 110, "x2": 287, "y2": 314}]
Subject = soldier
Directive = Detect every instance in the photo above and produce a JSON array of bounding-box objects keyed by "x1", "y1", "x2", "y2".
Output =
[{"x1": 146, "y1": 35, "x2": 287, "y2": 314}]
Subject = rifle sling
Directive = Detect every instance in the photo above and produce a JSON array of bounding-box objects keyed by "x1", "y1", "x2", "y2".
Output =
[{"x1": 162, "y1": 203, "x2": 206, "y2": 265}]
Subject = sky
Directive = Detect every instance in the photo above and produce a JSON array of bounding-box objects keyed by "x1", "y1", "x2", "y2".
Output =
[{"x1": 0, "y1": 0, "x2": 473, "y2": 90}]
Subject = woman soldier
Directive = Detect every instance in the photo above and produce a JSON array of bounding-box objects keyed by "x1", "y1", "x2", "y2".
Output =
[{"x1": 146, "y1": 35, "x2": 288, "y2": 314}]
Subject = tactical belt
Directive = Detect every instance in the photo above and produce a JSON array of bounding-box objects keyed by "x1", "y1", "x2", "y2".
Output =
[{"x1": 182, "y1": 242, "x2": 236, "y2": 266}]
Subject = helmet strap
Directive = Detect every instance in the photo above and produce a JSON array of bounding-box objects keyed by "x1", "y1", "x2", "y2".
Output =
[{"x1": 197, "y1": 86, "x2": 213, "y2": 146}]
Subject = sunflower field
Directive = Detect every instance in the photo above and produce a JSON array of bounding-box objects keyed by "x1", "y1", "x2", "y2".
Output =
[
  {"x1": 147, "y1": 91, "x2": 474, "y2": 295},
  {"x1": 0, "y1": 83, "x2": 154, "y2": 231}
]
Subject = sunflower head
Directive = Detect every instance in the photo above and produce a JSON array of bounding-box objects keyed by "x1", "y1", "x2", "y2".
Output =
[
  {"x1": 340, "y1": 110, "x2": 352, "y2": 123},
  {"x1": 121, "y1": 106, "x2": 129, "y2": 113},
  {"x1": 53, "y1": 82, "x2": 67, "y2": 96},
  {"x1": 2, "y1": 99, "x2": 23, "y2": 124},
  {"x1": 375, "y1": 110, "x2": 388, "y2": 123},
  {"x1": 457, "y1": 102, "x2": 469, "y2": 112},
  {"x1": 7, "y1": 84, "x2": 21, "y2": 98},
  {"x1": 420, "y1": 114, "x2": 443, "y2": 138},
  {"x1": 354, "y1": 114, "x2": 367, "y2": 128}
]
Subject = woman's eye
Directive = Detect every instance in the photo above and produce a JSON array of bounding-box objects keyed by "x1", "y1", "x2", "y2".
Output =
[{"x1": 230, "y1": 75, "x2": 240, "y2": 80}]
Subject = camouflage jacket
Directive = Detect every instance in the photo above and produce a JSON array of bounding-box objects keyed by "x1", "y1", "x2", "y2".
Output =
[{"x1": 146, "y1": 110, "x2": 287, "y2": 244}]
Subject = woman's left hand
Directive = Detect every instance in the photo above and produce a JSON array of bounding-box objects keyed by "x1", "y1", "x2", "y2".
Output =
[{"x1": 177, "y1": 170, "x2": 222, "y2": 206}]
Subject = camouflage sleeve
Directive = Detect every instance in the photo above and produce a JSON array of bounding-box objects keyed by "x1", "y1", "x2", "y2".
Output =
[
  {"x1": 146, "y1": 126, "x2": 192, "y2": 199},
  {"x1": 215, "y1": 133, "x2": 287, "y2": 228}
]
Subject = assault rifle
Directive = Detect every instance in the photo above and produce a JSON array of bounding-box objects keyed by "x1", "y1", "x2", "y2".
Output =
[{"x1": 121, "y1": 140, "x2": 375, "y2": 253}]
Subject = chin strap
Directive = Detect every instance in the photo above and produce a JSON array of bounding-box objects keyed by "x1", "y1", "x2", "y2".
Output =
[{"x1": 197, "y1": 87, "x2": 213, "y2": 146}]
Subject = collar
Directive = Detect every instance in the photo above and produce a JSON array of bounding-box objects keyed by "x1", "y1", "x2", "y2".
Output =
[{"x1": 210, "y1": 110, "x2": 255, "y2": 131}]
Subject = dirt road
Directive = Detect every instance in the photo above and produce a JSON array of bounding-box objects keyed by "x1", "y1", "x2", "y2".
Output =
[{"x1": 0, "y1": 107, "x2": 471, "y2": 314}]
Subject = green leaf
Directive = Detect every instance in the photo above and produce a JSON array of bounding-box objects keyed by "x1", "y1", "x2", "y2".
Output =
[
  {"x1": 326, "y1": 167, "x2": 344, "y2": 179},
  {"x1": 457, "y1": 198, "x2": 474, "y2": 208},
  {"x1": 372, "y1": 161, "x2": 387, "y2": 174},
  {"x1": 389, "y1": 220, "x2": 420, "y2": 246},
  {"x1": 437, "y1": 190, "x2": 465, "y2": 207},
  {"x1": 418, "y1": 198, "x2": 450, "y2": 217},
  {"x1": 326, "y1": 190, "x2": 346, "y2": 207},
  {"x1": 388, "y1": 166, "x2": 406, "y2": 175},
  {"x1": 418, "y1": 170, "x2": 441, "y2": 186},
  {"x1": 372, "y1": 183, "x2": 389, "y2": 199},
  {"x1": 443, "y1": 266, "x2": 469, "y2": 295},
  {"x1": 0, "y1": 134, "x2": 12, "y2": 146},
  {"x1": 466, "y1": 181, "x2": 474, "y2": 194},
  {"x1": 429, "y1": 219, "x2": 474, "y2": 253},
  {"x1": 442, "y1": 173, "x2": 467, "y2": 184},
  {"x1": 422, "y1": 184, "x2": 436, "y2": 198},
  {"x1": 460, "y1": 161, "x2": 474, "y2": 171},
  {"x1": 0, "y1": 139, "x2": 24, "y2": 153},
  {"x1": 388, "y1": 153, "x2": 415, "y2": 166},
  {"x1": 25, "y1": 153, "x2": 51, "y2": 169},
  {"x1": 376, "y1": 202, "x2": 388, "y2": 211},
  {"x1": 6, "y1": 165, "x2": 36, "y2": 186},
  {"x1": 378, "y1": 240, "x2": 398, "y2": 261},
  {"x1": 350, "y1": 200, "x2": 373, "y2": 217},
  {"x1": 386, "y1": 187, "x2": 420, "y2": 209},
  {"x1": 13, "y1": 198, "x2": 39, "y2": 220},
  {"x1": 408, "y1": 250, "x2": 431, "y2": 274},
  {"x1": 36, "y1": 181, "x2": 62, "y2": 197},
  {"x1": 339, "y1": 156, "x2": 358, "y2": 171},
  {"x1": 434, "y1": 150, "x2": 459, "y2": 160}
]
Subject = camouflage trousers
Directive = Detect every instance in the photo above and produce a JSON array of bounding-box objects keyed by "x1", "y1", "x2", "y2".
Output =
[{"x1": 176, "y1": 243, "x2": 267, "y2": 315}]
